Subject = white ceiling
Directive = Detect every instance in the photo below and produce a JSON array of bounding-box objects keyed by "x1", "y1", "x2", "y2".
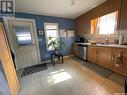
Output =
[{"x1": 15, "y1": 0, "x2": 107, "y2": 19}]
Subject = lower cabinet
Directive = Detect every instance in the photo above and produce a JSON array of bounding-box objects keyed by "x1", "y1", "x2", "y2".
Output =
[
  {"x1": 88, "y1": 46, "x2": 111, "y2": 70},
  {"x1": 97, "y1": 47, "x2": 112, "y2": 69},
  {"x1": 87, "y1": 46, "x2": 97, "y2": 64},
  {"x1": 72, "y1": 43, "x2": 80, "y2": 57},
  {"x1": 87, "y1": 45, "x2": 127, "y2": 77},
  {"x1": 111, "y1": 48, "x2": 127, "y2": 76}
]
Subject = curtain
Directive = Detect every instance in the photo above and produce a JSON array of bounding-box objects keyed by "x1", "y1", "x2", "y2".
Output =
[
  {"x1": 98, "y1": 11, "x2": 118, "y2": 35},
  {"x1": 91, "y1": 11, "x2": 118, "y2": 35}
]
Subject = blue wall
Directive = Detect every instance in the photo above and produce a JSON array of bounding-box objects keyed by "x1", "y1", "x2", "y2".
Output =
[
  {"x1": 0, "y1": 59, "x2": 11, "y2": 95},
  {"x1": 15, "y1": 12, "x2": 76, "y2": 61}
]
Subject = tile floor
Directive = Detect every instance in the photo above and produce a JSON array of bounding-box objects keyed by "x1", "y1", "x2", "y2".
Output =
[{"x1": 18, "y1": 57, "x2": 125, "y2": 95}]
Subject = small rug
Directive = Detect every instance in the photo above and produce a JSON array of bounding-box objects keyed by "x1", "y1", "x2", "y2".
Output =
[
  {"x1": 83, "y1": 62, "x2": 113, "y2": 78},
  {"x1": 21, "y1": 63, "x2": 47, "y2": 77}
]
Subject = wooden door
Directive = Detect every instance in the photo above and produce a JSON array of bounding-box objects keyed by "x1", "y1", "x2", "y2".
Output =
[
  {"x1": 97, "y1": 47, "x2": 112, "y2": 69},
  {"x1": 4, "y1": 18, "x2": 41, "y2": 69},
  {"x1": 87, "y1": 46, "x2": 97, "y2": 64},
  {"x1": 0, "y1": 22, "x2": 19, "y2": 95}
]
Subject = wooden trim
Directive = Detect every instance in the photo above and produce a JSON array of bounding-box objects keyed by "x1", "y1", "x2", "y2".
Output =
[{"x1": 0, "y1": 22, "x2": 20, "y2": 95}]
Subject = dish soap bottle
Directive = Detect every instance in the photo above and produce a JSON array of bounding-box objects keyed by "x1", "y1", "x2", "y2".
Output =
[{"x1": 119, "y1": 33, "x2": 124, "y2": 45}]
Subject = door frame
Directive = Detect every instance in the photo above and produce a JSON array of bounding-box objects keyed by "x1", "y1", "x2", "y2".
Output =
[{"x1": 3, "y1": 17, "x2": 41, "y2": 70}]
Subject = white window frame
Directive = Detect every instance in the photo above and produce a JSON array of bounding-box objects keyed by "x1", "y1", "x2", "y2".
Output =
[{"x1": 44, "y1": 23, "x2": 59, "y2": 51}]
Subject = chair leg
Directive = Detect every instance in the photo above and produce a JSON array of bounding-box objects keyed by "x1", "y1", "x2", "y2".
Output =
[
  {"x1": 51, "y1": 55, "x2": 53, "y2": 62},
  {"x1": 61, "y1": 55, "x2": 63, "y2": 63}
]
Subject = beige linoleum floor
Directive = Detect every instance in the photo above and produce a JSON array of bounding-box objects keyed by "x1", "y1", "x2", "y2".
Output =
[{"x1": 18, "y1": 57, "x2": 125, "y2": 95}]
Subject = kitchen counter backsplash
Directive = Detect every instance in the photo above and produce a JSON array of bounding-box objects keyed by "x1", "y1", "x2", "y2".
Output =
[{"x1": 79, "y1": 30, "x2": 127, "y2": 44}]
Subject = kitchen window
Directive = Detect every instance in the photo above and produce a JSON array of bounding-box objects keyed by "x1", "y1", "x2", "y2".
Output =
[
  {"x1": 91, "y1": 11, "x2": 118, "y2": 35},
  {"x1": 44, "y1": 23, "x2": 59, "y2": 51}
]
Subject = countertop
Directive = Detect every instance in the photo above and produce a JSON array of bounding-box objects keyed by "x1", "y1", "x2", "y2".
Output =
[{"x1": 74, "y1": 42, "x2": 127, "y2": 49}]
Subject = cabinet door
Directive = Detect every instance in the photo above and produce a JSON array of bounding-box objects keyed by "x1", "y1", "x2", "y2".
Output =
[
  {"x1": 119, "y1": 0, "x2": 127, "y2": 29},
  {"x1": 121, "y1": 49, "x2": 127, "y2": 76},
  {"x1": 83, "y1": 11, "x2": 91, "y2": 34},
  {"x1": 72, "y1": 43, "x2": 79, "y2": 56},
  {"x1": 76, "y1": 16, "x2": 84, "y2": 36},
  {"x1": 87, "y1": 46, "x2": 97, "y2": 64},
  {"x1": 111, "y1": 48, "x2": 122, "y2": 73},
  {"x1": 76, "y1": 11, "x2": 91, "y2": 36},
  {"x1": 111, "y1": 48, "x2": 127, "y2": 76},
  {"x1": 97, "y1": 47, "x2": 112, "y2": 69},
  {"x1": 0, "y1": 23, "x2": 19, "y2": 95}
]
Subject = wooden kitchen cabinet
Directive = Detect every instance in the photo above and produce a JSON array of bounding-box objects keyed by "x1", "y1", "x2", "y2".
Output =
[
  {"x1": 97, "y1": 47, "x2": 112, "y2": 69},
  {"x1": 119, "y1": 0, "x2": 127, "y2": 30},
  {"x1": 76, "y1": 15, "x2": 84, "y2": 36},
  {"x1": 91, "y1": 0, "x2": 121, "y2": 20},
  {"x1": 87, "y1": 45, "x2": 127, "y2": 77},
  {"x1": 76, "y1": 0, "x2": 121, "y2": 35},
  {"x1": 87, "y1": 45, "x2": 97, "y2": 64},
  {"x1": 72, "y1": 43, "x2": 80, "y2": 57},
  {"x1": 76, "y1": 11, "x2": 91, "y2": 36},
  {"x1": 88, "y1": 46, "x2": 112, "y2": 69},
  {"x1": 111, "y1": 48, "x2": 127, "y2": 76}
]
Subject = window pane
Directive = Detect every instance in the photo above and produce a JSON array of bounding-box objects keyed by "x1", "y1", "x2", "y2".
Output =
[
  {"x1": 46, "y1": 30, "x2": 58, "y2": 37},
  {"x1": 99, "y1": 12, "x2": 117, "y2": 35},
  {"x1": 44, "y1": 23, "x2": 59, "y2": 51},
  {"x1": 15, "y1": 25, "x2": 32, "y2": 46}
]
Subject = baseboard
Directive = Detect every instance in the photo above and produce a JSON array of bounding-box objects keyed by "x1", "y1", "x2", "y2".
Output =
[
  {"x1": 63, "y1": 55, "x2": 74, "y2": 58},
  {"x1": 41, "y1": 55, "x2": 74, "y2": 64}
]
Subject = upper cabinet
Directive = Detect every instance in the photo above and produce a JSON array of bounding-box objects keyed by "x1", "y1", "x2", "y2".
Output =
[
  {"x1": 76, "y1": 15, "x2": 84, "y2": 36},
  {"x1": 76, "y1": 11, "x2": 91, "y2": 36},
  {"x1": 76, "y1": 0, "x2": 121, "y2": 36},
  {"x1": 119, "y1": 0, "x2": 127, "y2": 30}
]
